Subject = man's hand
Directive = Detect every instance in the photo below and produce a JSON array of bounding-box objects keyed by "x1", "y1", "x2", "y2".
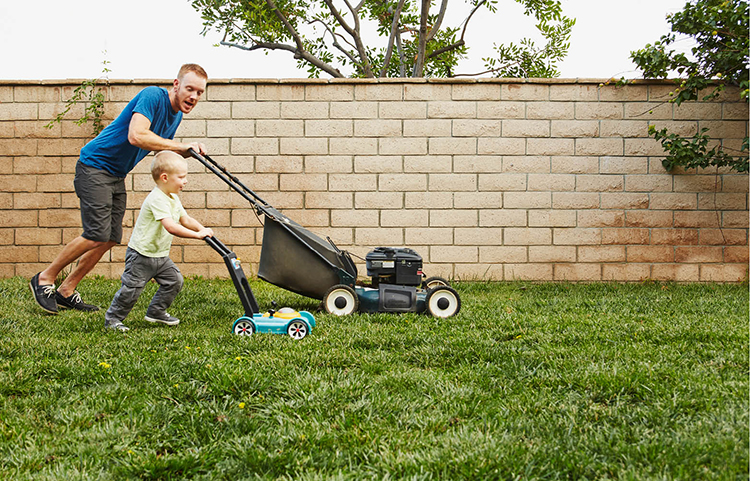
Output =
[{"x1": 183, "y1": 142, "x2": 207, "y2": 156}]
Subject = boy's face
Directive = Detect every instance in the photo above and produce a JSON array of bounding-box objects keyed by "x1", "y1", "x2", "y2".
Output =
[{"x1": 161, "y1": 163, "x2": 188, "y2": 195}]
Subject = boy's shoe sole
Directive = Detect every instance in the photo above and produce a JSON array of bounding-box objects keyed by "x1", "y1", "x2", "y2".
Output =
[
  {"x1": 105, "y1": 323, "x2": 130, "y2": 332},
  {"x1": 29, "y1": 273, "x2": 58, "y2": 314},
  {"x1": 145, "y1": 315, "x2": 180, "y2": 326}
]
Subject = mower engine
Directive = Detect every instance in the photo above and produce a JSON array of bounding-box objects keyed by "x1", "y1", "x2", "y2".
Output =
[{"x1": 365, "y1": 247, "x2": 423, "y2": 287}]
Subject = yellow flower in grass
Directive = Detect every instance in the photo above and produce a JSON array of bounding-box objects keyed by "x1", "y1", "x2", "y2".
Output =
[
  {"x1": 238, "y1": 402, "x2": 246, "y2": 409},
  {"x1": 98, "y1": 362, "x2": 111, "y2": 369}
]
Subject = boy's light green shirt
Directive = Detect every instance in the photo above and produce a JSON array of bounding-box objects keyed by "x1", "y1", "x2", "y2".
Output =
[{"x1": 128, "y1": 187, "x2": 187, "y2": 258}]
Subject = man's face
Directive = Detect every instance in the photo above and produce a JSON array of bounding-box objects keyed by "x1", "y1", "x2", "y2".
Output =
[{"x1": 172, "y1": 72, "x2": 206, "y2": 114}]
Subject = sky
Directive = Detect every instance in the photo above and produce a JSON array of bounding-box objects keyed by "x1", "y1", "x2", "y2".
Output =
[{"x1": 0, "y1": 0, "x2": 692, "y2": 81}]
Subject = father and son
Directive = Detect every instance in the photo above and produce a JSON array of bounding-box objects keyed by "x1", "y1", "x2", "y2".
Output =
[{"x1": 29, "y1": 64, "x2": 215, "y2": 332}]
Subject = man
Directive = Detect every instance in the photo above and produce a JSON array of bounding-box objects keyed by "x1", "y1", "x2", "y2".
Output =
[{"x1": 30, "y1": 64, "x2": 208, "y2": 314}]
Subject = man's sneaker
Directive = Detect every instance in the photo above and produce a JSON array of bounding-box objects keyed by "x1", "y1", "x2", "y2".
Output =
[
  {"x1": 29, "y1": 273, "x2": 57, "y2": 314},
  {"x1": 105, "y1": 322, "x2": 130, "y2": 332},
  {"x1": 56, "y1": 291, "x2": 100, "y2": 312},
  {"x1": 145, "y1": 313, "x2": 180, "y2": 326}
]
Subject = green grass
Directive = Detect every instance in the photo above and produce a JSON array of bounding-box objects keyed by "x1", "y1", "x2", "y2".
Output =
[{"x1": 0, "y1": 277, "x2": 747, "y2": 480}]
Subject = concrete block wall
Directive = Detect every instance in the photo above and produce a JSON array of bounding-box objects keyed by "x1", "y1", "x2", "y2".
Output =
[{"x1": 0, "y1": 78, "x2": 747, "y2": 282}]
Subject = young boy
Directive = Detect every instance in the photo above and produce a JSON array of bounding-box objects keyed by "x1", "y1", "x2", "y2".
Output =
[{"x1": 105, "y1": 151, "x2": 213, "y2": 332}]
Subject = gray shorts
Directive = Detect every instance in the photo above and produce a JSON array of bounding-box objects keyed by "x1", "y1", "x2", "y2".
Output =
[{"x1": 74, "y1": 161, "x2": 127, "y2": 243}]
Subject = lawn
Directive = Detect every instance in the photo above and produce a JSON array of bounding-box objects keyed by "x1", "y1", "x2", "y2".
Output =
[{"x1": 0, "y1": 277, "x2": 747, "y2": 480}]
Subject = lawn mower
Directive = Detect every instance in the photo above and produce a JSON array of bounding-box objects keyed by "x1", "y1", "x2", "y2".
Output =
[{"x1": 191, "y1": 150, "x2": 461, "y2": 334}]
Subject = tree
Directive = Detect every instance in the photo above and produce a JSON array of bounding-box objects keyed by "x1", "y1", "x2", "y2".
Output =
[
  {"x1": 190, "y1": 0, "x2": 574, "y2": 78},
  {"x1": 630, "y1": 0, "x2": 749, "y2": 173}
]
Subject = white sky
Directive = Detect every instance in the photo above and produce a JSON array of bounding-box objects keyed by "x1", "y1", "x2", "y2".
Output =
[{"x1": 0, "y1": 0, "x2": 691, "y2": 81}]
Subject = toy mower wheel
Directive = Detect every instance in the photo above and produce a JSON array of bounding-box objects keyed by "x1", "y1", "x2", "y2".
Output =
[
  {"x1": 422, "y1": 276, "x2": 450, "y2": 289},
  {"x1": 323, "y1": 284, "x2": 358, "y2": 316},
  {"x1": 426, "y1": 286, "x2": 461, "y2": 318},
  {"x1": 287, "y1": 320, "x2": 309, "y2": 340},
  {"x1": 232, "y1": 318, "x2": 255, "y2": 336}
]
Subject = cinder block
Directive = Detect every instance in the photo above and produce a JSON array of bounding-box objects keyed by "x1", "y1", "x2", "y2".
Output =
[
  {"x1": 305, "y1": 192, "x2": 353, "y2": 209},
  {"x1": 280, "y1": 138, "x2": 328, "y2": 155},
  {"x1": 0, "y1": 139, "x2": 37, "y2": 156},
  {"x1": 601, "y1": 228, "x2": 650, "y2": 245},
  {"x1": 253, "y1": 155, "x2": 298, "y2": 173},
  {"x1": 651, "y1": 228, "x2": 699, "y2": 245},
  {"x1": 650, "y1": 193, "x2": 697, "y2": 210},
  {"x1": 676, "y1": 246, "x2": 723, "y2": 263},
  {"x1": 527, "y1": 138, "x2": 575, "y2": 156},
  {"x1": 600, "y1": 120, "x2": 649, "y2": 138},
  {"x1": 380, "y1": 137, "x2": 427, "y2": 155},
  {"x1": 452, "y1": 84, "x2": 502, "y2": 101},
  {"x1": 479, "y1": 209, "x2": 527, "y2": 227},
  {"x1": 305, "y1": 84, "x2": 353, "y2": 101},
  {"x1": 723, "y1": 102, "x2": 749, "y2": 120},
  {"x1": 454, "y1": 227, "x2": 503, "y2": 245},
  {"x1": 257, "y1": 84, "x2": 304, "y2": 101},
  {"x1": 331, "y1": 102, "x2": 378, "y2": 119},
  {"x1": 332, "y1": 210, "x2": 379, "y2": 227},
  {"x1": 430, "y1": 245, "x2": 478, "y2": 263},
  {"x1": 625, "y1": 210, "x2": 673, "y2": 228},
  {"x1": 381, "y1": 210, "x2": 428, "y2": 227},
  {"x1": 428, "y1": 137, "x2": 476, "y2": 155},
  {"x1": 280, "y1": 174, "x2": 327, "y2": 191},
  {"x1": 699, "y1": 228, "x2": 747, "y2": 245},
  {"x1": 578, "y1": 246, "x2": 626, "y2": 263},
  {"x1": 722, "y1": 175, "x2": 750, "y2": 193},
  {"x1": 454, "y1": 192, "x2": 502, "y2": 209},
  {"x1": 379, "y1": 173, "x2": 427, "y2": 192},
  {"x1": 505, "y1": 228, "x2": 551, "y2": 245},
  {"x1": 189, "y1": 102, "x2": 231, "y2": 120},
  {"x1": 477, "y1": 138, "x2": 526, "y2": 155},
  {"x1": 700, "y1": 264, "x2": 748, "y2": 282},
  {"x1": 207, "y1": 84, "x2": 255, "y2": 101},
  {"x1": 578, "y1": 210, "x2": 625, "y2": 227},
  {"x1": 429, "y1": 174, "x2": 476, "y2": 191},
  {"x1": 0, "y1": 103, "x2": 38, "y2": 121},
  {"x1": 624, "y1": 102, "x2": 672, "y2": 120},
  {"x1": 429, "y1": 209, "x2": 477, "y2": 227},
  {"x1": 530, "y1": 245, "x2": 576, "y2": 262},
  {"x1": 551, "y1": 156, "x2": 599, "y2": 174},
  {"x1": 355, "y1": 192, "x2": 403, "y2": 209},
  {"x1": 575, "y1": 102, "x2": 623, "y2": 120},
  {"x1": 354, "y1": 84, "x2": 402, "y2": 101},
  {"x1": 554, "y1": 228, "x2": 601, "y2": 245},
  {"x1": 501, "y1": 84, "x2": 549, "y2": 101},
  {"x1": 232, "y1": 102, "x2": 280, "y2": 119},
  {"x1": 477, "y1": 101, "x2": 524, "y2": 119},
  {"x1": 38, "y1": 209, "x2": 81, "y2": 228},
  {"x1": 329, "y1": 173, "x2": 377, "y2": 191},
  {"x1": 504, "y1": 192, "x2": 551, "y2": 209},
  {"x1": 627, "y1": 246, "x2": 675, "y2": 263},
  {"x1": 355, "y1": 227, "x2": 403, "y2": 245},
  {"x1": 528, "y1": 102, "x2": 575, "y2": 120},
  {"x1": 527, "y1": 174, "x2": 575, "y2": 192},
  {"x1": 206, "y1": 119, "x2": 255, "y2": 137},
  {"x1": 552, "y1": 192, "x2": 599, "y2": 209},
  {"x1": 503, "y1": 156, "x2": 550, "y2": 173},
  {"x1": 649, "y1": 120, "x2": 699, "y2": 137},
  {"x1": 602, "y1": 263, "x2": 650, "y2": 281},
  {"x1": 403, "y1": 119, "x2": 452, "y2": 138},
  {"x1": 698, "y1": 193, "x2": 747, "y2": 210},
  {"x1": 231, "y1": 137, "x2": 278, "y2": 155},
  {"x1": 479, "y1": 246, "x2": 528, "y2": 263},
  {"x1": 405, "y1": 228, "x2": 453, "y2": 245},
  {"x1": 380, "y1": 102, "x2": 427, "y2": 119},
  {"x1": 355, "y1": 156, "x2": 402, "y2": 173},
  {"x1": 405, "y1": 192, "x2": 453, "y2": 209},
  {"x1": 550, "y1": 84, "x2": 599, "y2": 101},
  {"x1": 405, "y1": 84, "x2": 451, "y2": 100},
  {"x1": 576, "y1": 138, "x2": 624, "y2": 156},
  {"x1": 504, "y1": 263, "x2": 553, "y2": 281},
  {"x1": 698, "y1": 120, "x2": 747, "y2": 139},
  {"x1": 624, "y1": 174, "x2": 672, "y2": 192},
  {"x1": 453, "y1": 155, "x2": 502, "y2": 173},
  {"x1": 453, "y1": 119, "x2": 502, "y2": 137},
  {"x1": 576, "y1": 175, "x2": 623, "y2": 192},
  {"x1": 281, "y1": 102, "x2": 329, "y2": 119},
  {"x1": 330, "y1": 137, "x2": 377, "y2": 155},
  {"x1": 427, "y1": 101, "x2": 476, "y2": 119},
  {"x1": 15, "y1": 228, "x2": 62, "y2": 245},
  {"x1": 724, "y1": 246, "x2": 750, "y2": 263},
  {"x1": 304, "y1": 156, "x2": 352, "y2": 174},
  {"x1": 554, "y1": 263, "x2": 602, "y2": 281},
  {"x1": 723, "y1": 211, "x2": 749, "y2": 228},
  {"x1": 305, "y1": 120, "x2": 353, "y2": 137},
  {"x1": 405, "y1": 155, "x2": 452, "y2": 173},
  {"x1": 528, "y1": 210, "x2": 576, "y2": 227},
  {"x1": 674, "y1": 211, "x2": 721, "y2": 228},
  {"x1": 651, "y1": 264, "x2": 700, "y2": 281},
  {"x1": 598, "y1": 84, "x2": 648, "y2": 102},
  {"x1": 355, "y1": 119, "x2": 402, "y2": 137},
  {"x1": 601, "y1": 193, "x2": 649, "y2": 209},
  {"x1": 551, "y1": 120, "x2": 598, "y2": 137},
  {"x1": 478, "y1": 174, "x2": 526, "y2": 192},
  {"x1": 14, "y1": 86, "x2": 61, "y2": 103},
  {"x1": 503, "y1": 120, "x2": 549, "y2": 138}
]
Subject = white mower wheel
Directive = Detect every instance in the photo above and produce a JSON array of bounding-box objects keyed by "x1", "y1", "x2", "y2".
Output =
[
  {"x1": 422, "y1": 276, "x2": 450, "y2": 289},
  {"x1": 232, "y1": 318, "x2": 255, "y2": 336},
  {"x1": 323, "y1": 284, "x2": 359, "y2": 316},
  {"x1": 287, "y1": 320, "x2": 309, "y2": 340},
  {"x1": 425, "y1": 286, "x2": 461, "y2": 318}
]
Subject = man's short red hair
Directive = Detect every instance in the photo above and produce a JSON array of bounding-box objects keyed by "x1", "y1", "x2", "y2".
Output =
[{"x1": 177, "y1": 64, "x2": 208, "y2": 80}]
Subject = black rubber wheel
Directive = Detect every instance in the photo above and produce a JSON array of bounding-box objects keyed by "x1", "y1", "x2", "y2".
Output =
[
  {"x1": 323, "y1": 284, "x2": 359, "y2": 316},
  {"x1": 425, "y1": 286, "x2": 461, "y2": 318},
  {"x1": 422, "y1": 276, "x2": 450, "y2": 289}
]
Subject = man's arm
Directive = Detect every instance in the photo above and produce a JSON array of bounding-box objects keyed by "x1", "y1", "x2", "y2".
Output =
[{"x1": 128, "y1": 113, "x2": 206, "y2": 156}]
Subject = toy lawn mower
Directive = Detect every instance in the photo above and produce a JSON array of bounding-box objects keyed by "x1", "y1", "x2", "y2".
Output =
[{"x1": 191, "y1": 150, "x2": 461, "y2": 333}]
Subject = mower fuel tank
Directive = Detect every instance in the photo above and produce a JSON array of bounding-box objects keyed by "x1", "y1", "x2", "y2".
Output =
[{"x1": 366, "y1": 247, "x2": 423, "y2": 287}]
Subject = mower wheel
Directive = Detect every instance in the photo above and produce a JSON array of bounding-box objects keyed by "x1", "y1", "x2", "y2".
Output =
[
  {"x1": 426, "y1": 286, "x2": 461, "y2": 318},
  {"x1": 232, "y1": 317, "x2": 255, "y2": 336},
  {"x1": 287, "y1": 320, "x2": 309, "y2": 340},
  {"x1": 323, "y1": 284, "x2": 359, "y2": 316},
  {"x1": 422, "y1": 276, "x2": 450, "y2": 289}
]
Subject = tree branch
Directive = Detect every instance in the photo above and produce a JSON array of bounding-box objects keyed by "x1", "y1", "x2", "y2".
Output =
[
  {"x1": 425, "y1": 0, "x2": 449, "y2": 44},
  {"x1": 380, "y1": 0, "x2": 406, "y2": 77},
  {"x1": 323, "y1": 0, "x2": 374, "y2": 77},
  {"x1": 412, "y1": 0, "x2": 430, "y2": 77}
]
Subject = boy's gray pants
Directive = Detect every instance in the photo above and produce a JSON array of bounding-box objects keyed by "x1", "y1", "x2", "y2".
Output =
[{"x1": 105, "y1": 247, "x2": 184, "y2": 326}]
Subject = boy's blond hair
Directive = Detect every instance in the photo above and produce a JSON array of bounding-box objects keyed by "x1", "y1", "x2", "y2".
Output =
[{"x1": 151, "y1": 151, "x2": 187, "y2": 182}]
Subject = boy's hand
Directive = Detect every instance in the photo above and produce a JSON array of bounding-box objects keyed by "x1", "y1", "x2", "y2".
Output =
[{"x1": 197, "y1": 228, "x2": 214, "y2": 239}]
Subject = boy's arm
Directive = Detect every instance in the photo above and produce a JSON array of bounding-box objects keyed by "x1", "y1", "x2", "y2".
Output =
[{"x1": 160, "y1": 217, "x2": 213, "y2": 240}]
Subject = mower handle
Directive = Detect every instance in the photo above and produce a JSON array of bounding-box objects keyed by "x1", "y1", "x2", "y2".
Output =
[{"x1": 188, "y1": 148, "x2": 270, "y2": 209}]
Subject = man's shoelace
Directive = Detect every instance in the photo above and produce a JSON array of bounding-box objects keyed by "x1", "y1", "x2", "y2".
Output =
[{"x1": 41, "y1": 285, "x2": 55, "y2": 298}]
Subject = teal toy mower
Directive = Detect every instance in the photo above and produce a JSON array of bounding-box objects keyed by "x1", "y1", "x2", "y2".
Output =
[{"x1": 192, "y1": 150, "x2": 461, "y2": 331}]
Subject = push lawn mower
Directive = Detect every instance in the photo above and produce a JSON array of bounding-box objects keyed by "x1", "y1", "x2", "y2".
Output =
[{"x1": 191, "y1": 150, "x2": 461, "y2": 335}]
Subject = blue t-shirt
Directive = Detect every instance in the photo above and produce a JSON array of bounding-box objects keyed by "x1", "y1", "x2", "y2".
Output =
[{"x1": 79, "y1": 86, "x2": 183, "y2": 178}]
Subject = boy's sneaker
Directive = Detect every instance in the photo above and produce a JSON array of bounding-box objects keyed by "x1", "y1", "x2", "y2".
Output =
[
  {"x1": 29, "y1": 273, "x2": 58, "y2": 314},
  {"x1": 145, "y1": 312, "x2": 180, "y2": 326},
  {"x1": 105, "y1": 322, "x2": 130, "y2": 332},
  {"x1": 56, "y1": 291, "x2": 100, "y2": 312}
]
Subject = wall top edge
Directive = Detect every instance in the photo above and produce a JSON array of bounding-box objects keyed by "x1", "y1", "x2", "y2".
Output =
[{"x1": 0, "y1": 77, "x2": 695, "y2": 87}]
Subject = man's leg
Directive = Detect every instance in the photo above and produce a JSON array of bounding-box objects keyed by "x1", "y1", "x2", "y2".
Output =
[{"x1": 56, "y1": 239, "x2": 117, "y2": 297}]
